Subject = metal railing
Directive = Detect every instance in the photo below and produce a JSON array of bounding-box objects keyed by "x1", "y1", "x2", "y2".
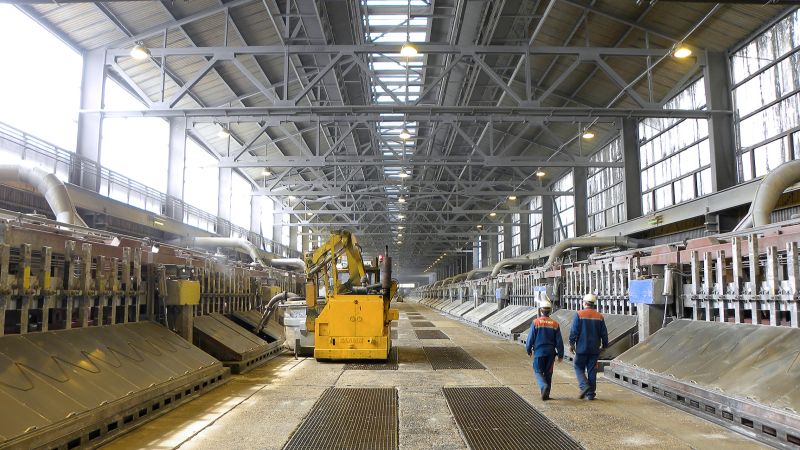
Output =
[{"x1": 0, "y1": 121, "x2": 300, "y2": 258}]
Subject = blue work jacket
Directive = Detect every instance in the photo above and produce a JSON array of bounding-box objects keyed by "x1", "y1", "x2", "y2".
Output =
[
  {"x1": 569, "y1": 308, "x2": 609, "y2": 355},
  {"x1": 525, "y1": 315, "x2": 564, "y2": 359}
]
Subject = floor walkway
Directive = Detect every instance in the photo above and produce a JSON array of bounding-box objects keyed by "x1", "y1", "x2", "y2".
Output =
[{"x1": 104, "y1": 303, "x2": 765, "y2": 449}]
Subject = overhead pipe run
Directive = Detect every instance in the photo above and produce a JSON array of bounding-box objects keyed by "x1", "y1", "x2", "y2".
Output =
[
  {"x1": 0, "y1": 162, "x2": 86, "y2": 227},
  {"x1": 268, "y1": 258, "x2": 306, "y2": 272},
  {"x1": 190, "y1": 237, "x2": 267, "y2": 267},
  {"x1": 735, "y1": 160, "x2": 800, "y2": 230},
  {"x1": 465, "y1": 267, "x2": 493, "y2": 280},
  {"x1": 544, "y1": 236, "x2": 654, "y2": 269},
  {"x1": 490, "y1": 257, "x2": 537, "y2": 277}
]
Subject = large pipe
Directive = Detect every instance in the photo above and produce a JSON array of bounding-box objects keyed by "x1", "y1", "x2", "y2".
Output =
[
  {"x1": 190, "y1": 237, "x2": 267, "y2": 267},
  {"x1": 0, "y1": 162, "x2": 86, "y2": 226},
  {"x1": 735, "y1": 160, "x2": 800, "y2": 230},
  {"x1": 256, "y1": 291, "x2": 300, "y2": 331},
  {"x1": 544, "y1": 236, "x2": 653, "y2": 269},
  {"x1": 490, "y1": 257, "x2": 537, "y2": 277},
  {"x1": 268, "y1": 258, "x2": 306, "y2": 272},
  {"x1": 465, "y1": 267, "x2": 493, "y2": 280}
]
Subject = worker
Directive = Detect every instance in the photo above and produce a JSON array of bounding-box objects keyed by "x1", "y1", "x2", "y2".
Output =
[
  {"x1": 569, "y1": 293, "x2": 608, "y2": 400},
  {"x1": 525, "y1": 297, "x2": 564, "y2": 401}
]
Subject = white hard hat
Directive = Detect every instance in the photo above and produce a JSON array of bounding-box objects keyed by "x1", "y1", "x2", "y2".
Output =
[
  {"x1": 583, "y1": 293, "x2": 597, "y2": 305},
  {"x1": 539, "y1": 297, "x2": 553, "y2": 309}
]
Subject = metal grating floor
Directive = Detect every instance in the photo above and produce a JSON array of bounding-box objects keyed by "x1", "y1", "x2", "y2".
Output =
[
  {"x1": 344, "y1": 348, "x2": 399, "y2": 371},
  {"x1": 443, "y1": 387, "x2": 583, "y2": 450},
  {"x1": 424, "y1": 346, "x2": 485, "y2": 370},
  {"x1": 410, "y1": 321, "x2": 436, "y2": 327},
  {"x1": 284, "y1": 388, "x2": 398, "y2": 450},
  {"x1": 415, "y1": 329, "x2": 449, "y2": 340}
]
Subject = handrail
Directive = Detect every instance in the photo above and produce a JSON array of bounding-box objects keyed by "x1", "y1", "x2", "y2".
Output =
[{"x1": 0, "y1": 121, "x2": 301, "y2": 258}]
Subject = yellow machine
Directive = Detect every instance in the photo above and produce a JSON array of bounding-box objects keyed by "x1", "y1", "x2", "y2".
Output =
[{"x1": 305, "y1": 230, "x2": 398, "y2": 360}]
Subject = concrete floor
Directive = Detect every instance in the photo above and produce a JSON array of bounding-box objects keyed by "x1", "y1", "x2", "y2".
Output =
[{"x1": 104, "y1": 303, "x2": 766, "y2": 450}]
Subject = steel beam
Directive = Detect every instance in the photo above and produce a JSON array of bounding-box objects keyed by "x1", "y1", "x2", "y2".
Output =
[
  {"x1": 94, "y1": 105, "x2": 719, "y2": 120},
  {"x1": 105, "y1": 45, "x2": 673, "y2": 59},
  {"x1": 222, "y1": 156, "x2": 621, "y2": 168}
]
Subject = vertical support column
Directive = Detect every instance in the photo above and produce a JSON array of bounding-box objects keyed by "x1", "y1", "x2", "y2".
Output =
[
  {"x1": 74, "y1": 49, "x2": 106, "y2": 192},
  {"x1": 503, "y1": 215, "x2": 512, "y2": 258},
  {"x1": 218, "y1": 167, "x2": 233, "y2": 236},
  {"x1": 166, "y1": 117, "x2": 187, "y2": 221},
  {"x1": 289, "y1": 215, "x2": 298, "y2": 254},
  {"x1": 488, "y1": 231, "x2": 499, "y2": 265},
  {"x1": 541, "y1": 195, "x2": 554, "y2": 248},
  {"x1": 573, "y1": 168, "x2": 588, "y2": 237},
  {"x1": 622, "y1": 118, "x2": 643, "y2": 220},
  {"x1": 273, "y1": 203, "x2": 284, "y2": 250},
  {"x1": 472, "y1": 237, "x2": 481, "y2": 269},
  {"x1": 704, "y1": 51, "x2": 737, "y2": 191},
  {"x1": 519, "y1": 210, "x2": 530, "y2": 254}
]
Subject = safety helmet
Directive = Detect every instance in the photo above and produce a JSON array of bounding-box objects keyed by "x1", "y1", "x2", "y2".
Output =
[
  {"x1": 539, "y1": 299, "x2": 553, "y2": 310},
  {"x1": 583, "y1": 293, "x2": 597, "y2": 305}
]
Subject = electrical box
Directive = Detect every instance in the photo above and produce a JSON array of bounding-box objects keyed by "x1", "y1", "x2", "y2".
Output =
[
  {"x1": 629, "y1": 278, "x2": 668, "y2": 304},
  {"x1": 165, "y1": 279, "x2": 200, "y2": 305}
]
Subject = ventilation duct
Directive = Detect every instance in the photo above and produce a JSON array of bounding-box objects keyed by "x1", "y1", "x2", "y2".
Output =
[
  {"x1": 0, "y1": 162, "x2": 86, "y2": 226},
  {"x1": 544, "y1": 236, "x2": 653, "y2": 269},
  {"x1": 735, "y1": 160, "x2": 800, "y2": 230}
]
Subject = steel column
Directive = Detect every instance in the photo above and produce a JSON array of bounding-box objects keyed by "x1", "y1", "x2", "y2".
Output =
[
  {"x1": 74, "y1": 49, "x2": 106, "y2": 192},
  {"x1": 622, "y1": 118, "x2": 643, "y2": 220},
  {"x1": 703, "y1": 51, "x2": 738, "y2": 191}
]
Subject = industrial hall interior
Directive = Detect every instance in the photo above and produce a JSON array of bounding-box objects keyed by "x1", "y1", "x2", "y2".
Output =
[{"x1": 2, "y1": 0, "x2": 800, "y2": 449}]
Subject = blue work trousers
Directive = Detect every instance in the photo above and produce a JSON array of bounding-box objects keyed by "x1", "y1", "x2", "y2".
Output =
[
  {"x1": 573, "y1": 353, "x2": 599, "y2": 398},
  {"x1": 532, "y1": 355, "x2": 556, "y2": 393}
]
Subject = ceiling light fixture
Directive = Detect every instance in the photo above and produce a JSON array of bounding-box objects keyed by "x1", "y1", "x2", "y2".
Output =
[
  {"x1": 508, "y1": 195, "x2": 517, "y2": 201},
  {"x1": 477, "y1": 225, "x2": 483, "y2": 229},
  {"x1": 399, "y1": 128, "x2": 412, "y2": 140},
  {"x1": 397, "y1": 241, "x2": 403, "y2": 245},
  {"x1": 400, "y1": 42, "x2": 418, "y2": 57},
  {"x1": 398, "y1": 170, "x2": 411, "y2": 178},
  {"x1": 130, "y1": 42, "x2": 151, "y2": 60},
  {"x1": 582, "y1": 130, "x2": 595, "y2": 139},
  {"x1": 287, "y1": 195, "x2": 296, "y2": 201},
  {"x1": 398, "y1": 196, "x2": 406, "y2": 203},
  {"x1": 673, "y1": 46, "x2": 692, "y2": 59},
  {"x1": 262, "y1": 169, "x2": 272, "y2": 177},
  {"x1": 535, "y1": 170, "x2": 546, "y2": 177},
  {"x1": 217, "y1": 124, "x2": 230, "y2": 138},
  {"x1": 489, "y1": 212, "x2": 497, "y2": 217}
]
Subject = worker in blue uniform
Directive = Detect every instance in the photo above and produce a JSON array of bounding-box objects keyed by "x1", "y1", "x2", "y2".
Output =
[
  {"x1": 569, "y1": 293, "x2": 609, "y2": 400},
  {"x1": 525, "y1": 298, "x2": 564, "y2": 401}
]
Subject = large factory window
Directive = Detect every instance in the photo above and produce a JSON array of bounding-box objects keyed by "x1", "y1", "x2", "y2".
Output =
[
  {"x1": 230, "y1": 173, "x2": 252, "y2": 232},
  {"x1": 183, "y1": 140, "x2": 219, "y2": 218},
  {"x1": 497, "y1": 226, "x2": 505, "y2": 260},
  {"x1": 101, "y1": 80, "x2": 169, "y2": 213},
  {"x1": 639, "y1": 79, "x2": 710, "y2": 214},
  {"x1": 731, "y1": 9, "x2": 800, "y2": 180},
  {"x1": 511, "y1": 213, "x2": 521, "y2": 257},
  {"x1": 587, "y1": 137, "x2": 625, "y2": 232},
  {"x1": 552, "y1": 171, "x2": 575, "y2": 243},
  {"x1": 0, "y1": 5, "x2": 81, "y2": 150},
  {"x1": 529, "y1": 196, "x2": 542, "y2": 251},
  {"x1": 282, "y1": 213, "x2": 291, "y2": 247},
  {"x1": 260, "y1": 197, "x2": 275, "y2": 242}
]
